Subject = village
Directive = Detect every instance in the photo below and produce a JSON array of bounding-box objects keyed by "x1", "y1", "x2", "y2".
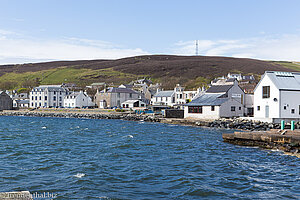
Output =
[{"x1": 0, "y1": 70, "x2": 299, "y2": 124}]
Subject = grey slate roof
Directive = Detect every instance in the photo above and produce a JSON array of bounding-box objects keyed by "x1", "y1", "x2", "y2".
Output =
[
  {"x1": 33, "y1": 85, "x2": 67, "y2": 92},
  {"x1": 103, "y1": 87, "x2": 139, "y2": 94},
  {"x1": 65, "y1": 92, "x2": 81, "y2": 98},
  {"x1": 153, "y1": 90, "x2": 174, "y2": 97},
  {"x1": 263, "y1": 71, "x2": 300, "y2": 91},
  {"x1": 186, "y1": 93, "x2": 228, "y2": 106},
  {"x1": 206, "y1": 85, "x2": 233, "y2": 93}
]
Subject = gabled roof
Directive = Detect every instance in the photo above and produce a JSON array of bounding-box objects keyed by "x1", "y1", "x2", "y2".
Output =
[
  {"x1": 102, "y1": 87, "x2": 139, "y2": 94},
  {"x1": 206, "y1": 85, "x2": 233, "y2": 93},
  {"x1": 33, "y1": 85, "x2": 67, "y2": 92},
  {"x1": 186, "y1": 93, "x2": 228, "y2": 106},
  {"x1": 256, "y1": 71, "x2": 300, "y2": 91},
  {"x1": 154, "y1": 90, "x2": 174, "y2": 97}
]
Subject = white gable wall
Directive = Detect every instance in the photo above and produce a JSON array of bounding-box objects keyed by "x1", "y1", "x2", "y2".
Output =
[{"x1": 254, "y1": 74, "x2": 280, "y2": 119}]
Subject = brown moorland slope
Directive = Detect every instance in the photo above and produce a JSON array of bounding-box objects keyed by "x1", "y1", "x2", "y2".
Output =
[{"x1": 0, "y1": 55, "x2": 294, "y2": 89}]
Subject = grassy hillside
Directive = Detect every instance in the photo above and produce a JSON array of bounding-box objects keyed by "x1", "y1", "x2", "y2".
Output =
[{"x1": 0, "y1": 55, "x2": 297, "y2": 90}]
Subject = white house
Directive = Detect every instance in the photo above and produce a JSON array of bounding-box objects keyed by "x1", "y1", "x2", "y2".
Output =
[
  {"x1": 254, "y1": 71, "x2": 300, "y2": 123},
  {"x1": 184, "y1": 93, "x2": 243, "y2": 119},
  {"x1": 184, "y1": 79, "x2": 245, "y2": 119},
  {"x1": 29, "y1": 85, "x2": 68, "y2": 108},
  {"x1": 151, "y1": 90, "x2": 175, "y2": 106},
  {"x1": 121, "y1": 100, "x2": 146, "y2": 109},
  {"x1": 64, "y1": 91, "x2": 95, "y2": 108}
]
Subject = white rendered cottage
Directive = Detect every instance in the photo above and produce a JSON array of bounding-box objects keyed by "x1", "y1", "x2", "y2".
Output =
[
  {"x1": 151, "y1": 91, "x2": 175, "y2": 106},
  {"x1": 64, "y1": 91, "x2": 95, "y2": 108},
  {"x1": 254, "y1": 71, "x2": 300, "y2": 123},
  {"x1": 184, "y1": 79, "x2": 245, "y2": 119},
  {"x1": 184, "y1": 93, "x2": 243, "y2": 119}
]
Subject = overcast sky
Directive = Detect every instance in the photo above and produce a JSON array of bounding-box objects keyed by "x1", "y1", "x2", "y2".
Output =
[{"x1": 0, "y1": 0, "x2": 300, "y2": 64}]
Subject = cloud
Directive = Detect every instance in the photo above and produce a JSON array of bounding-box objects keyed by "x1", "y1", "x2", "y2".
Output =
[
  {"x1": 172, "y1": 34, "x2": 300, "y2": 61},
  {"x1": 0, "y1": 30, "x2": 148, "y2": 64}
]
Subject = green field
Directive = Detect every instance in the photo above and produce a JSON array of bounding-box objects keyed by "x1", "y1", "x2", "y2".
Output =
[
  {"x1": 272, "y1": 61, "x2": 300, "y2": 71},
  {"x1": 0, "y1": 67, "x2": 142, "y2": 89}
]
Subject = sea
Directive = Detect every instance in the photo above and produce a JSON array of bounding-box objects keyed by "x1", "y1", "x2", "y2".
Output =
[{"x1": 0, "y1": 116, "x2": 299, "y2": 199}]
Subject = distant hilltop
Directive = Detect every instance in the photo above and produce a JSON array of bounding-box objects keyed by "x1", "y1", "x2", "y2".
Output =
[{"x1": 0, "y1": 55, "x2": 298, "y2": 90}]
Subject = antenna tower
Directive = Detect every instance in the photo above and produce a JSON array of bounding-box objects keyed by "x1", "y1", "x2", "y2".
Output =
[{"x1": 195, "y1": 40, "x2": 198, "y2": 56}]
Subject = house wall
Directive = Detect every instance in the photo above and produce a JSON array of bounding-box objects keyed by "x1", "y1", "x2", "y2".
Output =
[
  {"x1": 279, "y1": 90, "x2": 300, "y2": 118},
  {"x1": 110, "y1": 92, "x2": 139, "y2": 107},
  {"x1": 219, "y1": 99, "x2": 244, "y2": 117},
  {"x1": 0, "y1": 92, "x2": 13, "y2": 110},
  {"x1": 184, "y1": 105, "x2": 221, "y2": 119},
  {"x1": 29, "y1": 88, "x2": 67, "y2": 108},
  {"x1": 94, "y1": 93, "x2": 111, "y2": 108},
  {"x1": 254, "y1": 75, "x2": 280, "y2": 119},
  {"x1": 151, "y1": 94, "x2": 175, "y2": 106}
]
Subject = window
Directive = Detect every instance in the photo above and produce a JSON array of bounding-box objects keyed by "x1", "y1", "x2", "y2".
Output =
[
  {"x1": 291, "y1": 109, "x2": 295, "y2": 114},
  {"x1": 231, "y1": 106, "x2": 235, "y2": 111},
  {"x1": 262, "y1": 86, "x2": 270, "y2": 98},
  {"x1": 129, "y1": 93, "x2": 132, "y2": 98},
  {"x1": 35, "y1": 96, "x2": 37, "y2": 100},
  {"x1": 188, "y1": 106, "x2": 203, "y2": 113},
  {"x1": 239, "y1": 107, "x2": 241, "y2": 110},
  {"x1": 284, "y1": 106, "x2": 287, "y2": 110},
  {"x1": 54, "y1": 91, "x2": 56, "y2": 95},
  {"x1": 32, "y1": 96, "x2": 34, "y2": 100},
  {"x1": 257, "y1": 106, "x2": 260, "y2": 111},
  {"x1": 39, "y1": 96, "x2": 41, "y2": 100},
  {"x1": 117, "y1": 93, "x2": 120, "y2": 98},
  {"x1": 45, "y1": 96, "x2": 47, "y2": 100},
  {"x1": 53, "y1": 96, "x2": 56, "y2": 101},
  {"x1": 59, "y1": 97, "x2": 62, "y2": 101},
  {"x1": 211, "y1": 106, "x2": 215, "y2": 111}
]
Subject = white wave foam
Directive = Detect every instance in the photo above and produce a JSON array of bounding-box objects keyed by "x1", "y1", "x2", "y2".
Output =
[
  {"x1": 42, "y1": 126, "x2": 47, "y2": 129},
  {"x1": 74, "y1": 173, "x2": 85, "y2": 178}
]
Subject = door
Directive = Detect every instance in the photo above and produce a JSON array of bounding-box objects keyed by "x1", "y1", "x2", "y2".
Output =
[{"x1": 265, "y1": 105, "x2": 269, "y2": 118}]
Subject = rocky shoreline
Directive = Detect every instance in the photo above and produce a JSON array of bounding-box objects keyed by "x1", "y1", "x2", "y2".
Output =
[
  {"x1": 0, "y1": 110, "x2": 162, "y2": 122},
  {"x1": 0, "y1": 110, "x2": 297, "y2": 131}
]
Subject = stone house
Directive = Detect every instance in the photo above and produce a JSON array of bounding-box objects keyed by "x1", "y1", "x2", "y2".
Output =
[{"x1": 0, "y1": 91, "x2": 13, "y2": 110}]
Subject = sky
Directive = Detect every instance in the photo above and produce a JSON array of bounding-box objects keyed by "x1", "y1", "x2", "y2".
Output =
[{"x1": 0, "y1": 0, "x2": 300, "y2": 64}]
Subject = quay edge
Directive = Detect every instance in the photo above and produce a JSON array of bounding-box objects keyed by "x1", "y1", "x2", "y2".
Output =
[{"x1": 223, "y1": 130, "x2": 300, "y2": 157}]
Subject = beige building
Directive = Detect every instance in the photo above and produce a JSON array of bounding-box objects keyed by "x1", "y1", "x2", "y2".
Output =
[{"x1": 94, "y1": 86, "x2": 141, "y2": 108}]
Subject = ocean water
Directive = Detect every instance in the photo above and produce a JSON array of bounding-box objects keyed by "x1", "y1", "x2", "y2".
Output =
[{"x1": 0, "y1": 116, "x2": 299, "y2": 199}]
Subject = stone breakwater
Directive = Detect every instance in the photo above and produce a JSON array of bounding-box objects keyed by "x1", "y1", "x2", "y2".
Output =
[
  {"x1": 1, "y1": 110, "x2": 300, "y2": 131},
  {"x1": 0, "y1": 111, "x2": 162, "y2": 122}
]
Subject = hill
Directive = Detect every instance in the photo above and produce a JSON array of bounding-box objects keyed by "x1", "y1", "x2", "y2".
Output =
[{"x1": 0, "y1": 55, "x2": 298, "y2": 90}]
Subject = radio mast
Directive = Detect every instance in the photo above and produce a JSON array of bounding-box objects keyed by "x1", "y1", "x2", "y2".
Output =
[{"x1": 195, "y1": 40, "x2": 198, "y2": 56}]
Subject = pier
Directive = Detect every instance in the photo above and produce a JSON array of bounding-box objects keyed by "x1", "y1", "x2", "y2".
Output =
[{"x1": 223, "y1": 130, "x2": 300, "y2": 157}]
